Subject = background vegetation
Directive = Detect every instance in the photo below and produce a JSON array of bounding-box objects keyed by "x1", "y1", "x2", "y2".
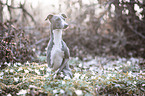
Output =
[{"x1": 0, "y1": 0, "x2": 145, "y2": 95}]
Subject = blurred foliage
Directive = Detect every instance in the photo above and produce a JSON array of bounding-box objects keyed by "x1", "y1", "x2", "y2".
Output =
[
  {"x1": 63, "y1": 0, "x2": 145, "y2": 58},
  {"x1": 0, "y1": 57, "x2": 145, "y2": 95},
  {"x1": 0, "y1": 21, "x2": 36, "y2": 69}
]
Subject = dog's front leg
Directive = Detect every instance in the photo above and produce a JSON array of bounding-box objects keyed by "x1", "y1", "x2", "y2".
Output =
[
  {"x1": 53, "y1": 58, "x2": 72, "y2": 78},
  {"x1": 59, "y1": 59, "x2": 72, "y2": 78}
]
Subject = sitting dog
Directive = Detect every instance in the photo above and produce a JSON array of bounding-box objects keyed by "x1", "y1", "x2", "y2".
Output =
[{"x1": 45, "y1": 14, "x2": 72, "y2": 78}]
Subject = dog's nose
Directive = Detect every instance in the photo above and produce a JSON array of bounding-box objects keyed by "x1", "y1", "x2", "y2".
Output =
[{"x1": 64, "y1": 24, "x2": 68, "y2": 29}]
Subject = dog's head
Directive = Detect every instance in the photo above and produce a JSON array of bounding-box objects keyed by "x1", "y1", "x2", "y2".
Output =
[{"x1": 45, "y1": 14, "x2": 68, "y2": 29}]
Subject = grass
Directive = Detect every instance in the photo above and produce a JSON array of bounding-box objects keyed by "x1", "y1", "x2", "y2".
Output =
[{"x1": 0, "y1": 56, "x2": 145, "y2": 96}]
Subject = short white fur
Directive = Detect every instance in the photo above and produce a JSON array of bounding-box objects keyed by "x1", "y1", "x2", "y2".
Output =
[{"x1": 50, "y1": 29, "x2": 64, "y2": 70}]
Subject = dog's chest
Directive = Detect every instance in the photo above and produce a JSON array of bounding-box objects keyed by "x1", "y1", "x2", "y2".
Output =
[{"x1": 50, "y1": 30, "x2": 64, "y2": 70}]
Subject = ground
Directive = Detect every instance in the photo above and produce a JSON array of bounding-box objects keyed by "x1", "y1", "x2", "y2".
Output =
[{"x1": 0, "y1": 56, "x2": 145, "y2": 96}]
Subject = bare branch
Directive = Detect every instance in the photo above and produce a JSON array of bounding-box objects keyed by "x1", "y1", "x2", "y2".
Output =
[{"x1": 0, "y1": 2, "x2": 36, "y2": 24}]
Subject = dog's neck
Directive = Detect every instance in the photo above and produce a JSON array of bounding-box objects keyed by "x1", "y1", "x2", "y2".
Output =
[{"x1": 51, "y1": 29, "x2": 63, "y2": 47}]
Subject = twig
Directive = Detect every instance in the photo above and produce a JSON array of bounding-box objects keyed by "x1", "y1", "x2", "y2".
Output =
[
  {"x1": 0, "y1": 2, "x2": 36, "y2": 24},
  {"x1": 20, "y1": 4, "x2": 36, "y2": 24},
  {"x1": 35, "y1": 38, "x2": 49, "y2": 45},
  {"x1": 126, "y1": 19, "x2": 145, "y2": 39}
]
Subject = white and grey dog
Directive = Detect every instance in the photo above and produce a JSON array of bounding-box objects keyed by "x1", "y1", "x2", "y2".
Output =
[{"x1": 45, "y1": 14, "x2": 72, "y2": 78}]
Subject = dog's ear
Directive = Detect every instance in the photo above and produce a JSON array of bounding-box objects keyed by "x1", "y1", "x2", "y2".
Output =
[
  {"x1": 45, "y1": 14, "x2": 53, "y2": 21},
  {"x1": 61, "y1": 14, "x2": 67, "y2": 18}
]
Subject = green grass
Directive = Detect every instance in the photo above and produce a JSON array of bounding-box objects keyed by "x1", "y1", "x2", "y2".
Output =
[{"x1": 0, "y1": 57, "x2": 145, "y2": 96}]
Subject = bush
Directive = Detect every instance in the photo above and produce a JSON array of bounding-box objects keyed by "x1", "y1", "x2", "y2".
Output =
[{"x1": 0, "y1": 21, "x2": 36, "y2": 69}]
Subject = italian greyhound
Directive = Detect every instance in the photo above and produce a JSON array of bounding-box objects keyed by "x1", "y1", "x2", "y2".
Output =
[{"x1": 45, "y1": 14, "x2": 72, "y2": 78}]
